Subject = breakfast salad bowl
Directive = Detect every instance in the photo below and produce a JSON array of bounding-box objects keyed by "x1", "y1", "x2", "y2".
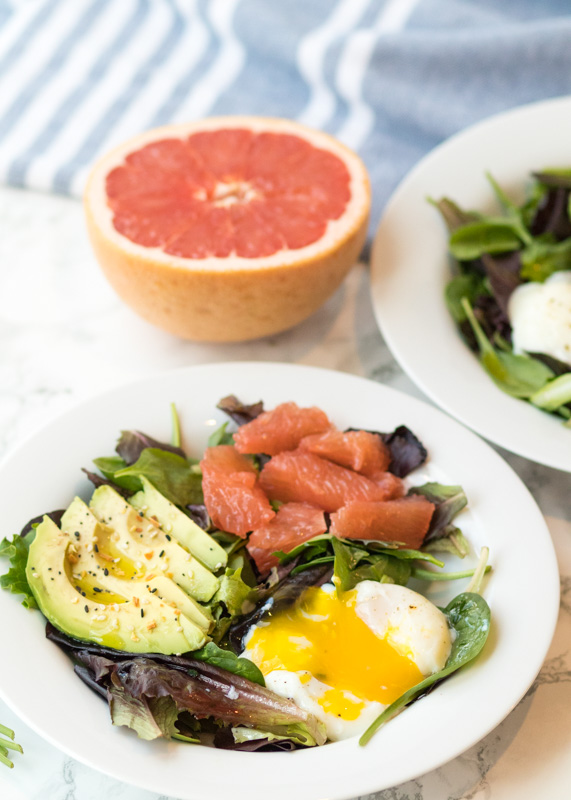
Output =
[
  {"x1": 370, "y1": 95, "x2": 571, "y2": 473},
  {"x1": 0, "y1": 362, "x2": 559, "y2": 800}
]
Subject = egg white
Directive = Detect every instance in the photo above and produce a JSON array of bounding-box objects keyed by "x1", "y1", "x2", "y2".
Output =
[{"x1": 508, "y1": 270, "x2": 571, "y2": 366}]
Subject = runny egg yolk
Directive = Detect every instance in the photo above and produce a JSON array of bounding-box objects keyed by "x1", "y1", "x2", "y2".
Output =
[{"x1": 244, "y1": 586, "x2": 424, "y2": 721}]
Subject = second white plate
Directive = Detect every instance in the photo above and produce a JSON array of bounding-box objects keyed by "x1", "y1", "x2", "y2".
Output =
[{"x1": 371, "y1": 95, "x2": 571, "y2": 473}]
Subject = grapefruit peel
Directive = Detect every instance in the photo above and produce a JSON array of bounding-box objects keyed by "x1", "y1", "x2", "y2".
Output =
[{"x1": 84, "y1": 117, "x2": 371, "y2": 342}]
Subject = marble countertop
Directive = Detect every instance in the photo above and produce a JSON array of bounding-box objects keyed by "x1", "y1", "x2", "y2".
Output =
[{"x1": 0, "y1": 185, "x2": 569, "y2": 800}]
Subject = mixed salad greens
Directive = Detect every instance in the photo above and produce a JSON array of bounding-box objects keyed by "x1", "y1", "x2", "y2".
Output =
[
  {"x1": 0, "y1": 396, "x2": 491, "y2": 752},
  {"x1": 433, "y1": 169, "x2": 571, "y2": 423}
]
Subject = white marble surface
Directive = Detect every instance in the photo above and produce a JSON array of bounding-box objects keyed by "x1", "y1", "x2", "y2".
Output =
[{"x1": 0, "y1": 185, "x2": 569, "y2": 800}]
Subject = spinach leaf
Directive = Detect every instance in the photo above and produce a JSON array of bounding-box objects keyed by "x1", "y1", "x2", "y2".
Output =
[
  {"x1": 113, "y1": 448, "x2": 204, "y2": 506},
  {"x1": 423, "y1": 528, "x2": 470, "y2": 559},
  {"x1": 445, "y1": 274, "x2": 488, "y2": 323},
  {"x1": 92, "y1": 456, "x2": 141, "y2": 494},
  {"x1": 520, "y1": 237, "x2": 571, "y2": 282},
  {"x1": 359, "y1": 549, "x2": 491, "y2": 745},
  {"x1": 192, "y1": 642, "x2": 265, "y2": 687},
  {"x1": 207, "y1": 422, "x2": 235, "y2": 447},
  {"x1": 332, "y1": 538, "x2": 412, "y2": 592},
  {"x1": 462, "y1": 297, "x2": 554, "y2": 397},
  {"x1": 428, "y1": 197, "x2": 481, "y2": 232},
  {"x1": 449, "y1": 219, "x2": 524, "y2": 261},
  {"x1": 485, "y1": 172, "x2": 532, "y2": 246}
]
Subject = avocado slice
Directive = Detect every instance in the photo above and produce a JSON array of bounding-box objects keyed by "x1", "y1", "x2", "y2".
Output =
[
  {"x1": 130, "y1": 476, "x2": 227, "y2": 571},
  {"x1": 60, "y1": 497, "x2": 213, "y2": 634},
  {"x1": 89, "y1": 485, "x2": 219, "y2": 603},
  {"x1": 26, "y1": 515, "x2": 207, "y2": 654}
]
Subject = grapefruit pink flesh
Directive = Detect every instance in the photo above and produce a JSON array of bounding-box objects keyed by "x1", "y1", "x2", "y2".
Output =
[
  {"x1": 259, "y1": 450, "x2": 403, "y2": 512},
  {"x1": 233, "y1": 402, "x2": 333, "y2": 456},
  {"x1": 105, "y1": 129, "x2": 351, "y2": 259},
  {"x1": 248, "y1": 502, "x2": 328, "y2": 574},
  {"x1": 329, "y1": 497, "x2": 435, "y2": 549},
  {"x1": 200, "y1": 445, "x2": 274, "y2": 538},
  {"x1": 298, "y1": 429, "x2": 391, "y2": 476}
]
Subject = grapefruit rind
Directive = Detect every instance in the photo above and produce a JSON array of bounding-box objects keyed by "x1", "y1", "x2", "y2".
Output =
[{"x1": 84, "y1": 117, "x2": 370, "y2": 342}]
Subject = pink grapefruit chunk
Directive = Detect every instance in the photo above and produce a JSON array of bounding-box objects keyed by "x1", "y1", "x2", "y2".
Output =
[
  {"x1": 259, "y1": 450, "x2": 401, "y2": 512},
  {"x1": 329, "y1": 496, "x2": 435, "y2": 549},
  {"x1": 298, "y1": 429, "x2": 391, "y2": 476},
  {"x1": 84, "y1": 117, "x2": 371, "y2": 342},
  {"x1": 247, "y1": 502, "x2": 328, "y2": 574},
  {"x1": 200, "y1": 445, "x2": 274, "y2": 537},
  {"x1": 233, "y1": 402, "x2": 333, "y2": 456}
]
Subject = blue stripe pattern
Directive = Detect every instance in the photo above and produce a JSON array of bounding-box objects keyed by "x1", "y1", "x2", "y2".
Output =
[
  {"x1": 53, "y1": 0, "x2": 185, "y2": 193},
  {"x1": 7, "y1": 0, "x2": 150, "y2": 188},
  {"x1": 0, "y1": 0, "x2": 112, "y2": 142},
  {"x1": 0, "y1": 0, "x2": 570, "y2": 231}
]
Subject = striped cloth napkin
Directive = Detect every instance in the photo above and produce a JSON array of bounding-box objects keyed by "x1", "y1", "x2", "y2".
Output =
[{"x1": 1, "y1": 0, "x2": 571, "y2": 226}]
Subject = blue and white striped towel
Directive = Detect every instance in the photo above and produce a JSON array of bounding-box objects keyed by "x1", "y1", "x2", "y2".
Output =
[{"x1": 1, "y1": 0, "x2": 571, "y2": 228}]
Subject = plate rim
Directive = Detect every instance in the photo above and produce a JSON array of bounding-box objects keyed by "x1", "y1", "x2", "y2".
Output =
[{"x1": 0, "y1": 361, "x2": 560, "y2": 800}]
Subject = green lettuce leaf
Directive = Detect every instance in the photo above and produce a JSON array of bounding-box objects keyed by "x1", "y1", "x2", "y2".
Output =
[
  {"x1": 0, "y1": 532, "x2": 37, "y2": 609},
  {"x1": 113, "y1": 448, "x2": 203, "y2": 506}
]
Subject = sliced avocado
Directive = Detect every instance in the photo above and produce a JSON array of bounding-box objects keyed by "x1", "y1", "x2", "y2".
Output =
[
  {"x1": 61, "y1": 497, "x2": 213, "y2": 634},
  {"x1": 146, "y1": 575, "x2": 213, "y2": 633},
  {"x1": 26, "y1": 515, "x2": 207, "y2": 654},
  {"x1": 89, "y1": 485, "x2": 219, "y2": 603},
  {"x1": 130, "y1": 476, "x2": 227, "y2": 571}
]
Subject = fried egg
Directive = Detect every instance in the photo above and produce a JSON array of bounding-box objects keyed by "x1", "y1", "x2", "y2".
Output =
[
  {"x1": 508, "y1": 270, "x2": 571, "y2": 367},
  {"x1": 242, "y1": 581, "x2": 453, "y2": 741}
]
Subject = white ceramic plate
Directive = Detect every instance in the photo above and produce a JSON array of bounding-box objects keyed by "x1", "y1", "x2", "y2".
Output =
[
  {"x1": 371, "y1": 95, "x2": 571, "y2": 473},
  {"x1": 0, "y1": 363, "x2": 558, "y2": 800}
]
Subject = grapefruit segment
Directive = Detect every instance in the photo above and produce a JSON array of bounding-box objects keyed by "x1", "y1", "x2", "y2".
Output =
[
  {"x1": 233, "y1": 402, "x2": 333, "y2": 456},
  {"x1": 259, "y1": 450, "x2": 399, "y2": 512},
  {"x1": 329, "y1": 496, "x2": 435, "y2": 549},
  {"x1": 200, "y1": 445, "x2": 273, "y2": 537},
  {"x1": 298, "y1": 429, "x2": 391, "y2": 476},
  {"x1": 248, "y1": 502, "x2": 328, "y2": 574},
  {"x1": 84, "y1": 117, "x2": 370, "y2": 342}
]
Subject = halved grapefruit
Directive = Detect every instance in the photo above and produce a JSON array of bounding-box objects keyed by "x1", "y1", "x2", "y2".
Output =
[{"x1": 84, "y1": 117, "x2": 371, "y2": 342}]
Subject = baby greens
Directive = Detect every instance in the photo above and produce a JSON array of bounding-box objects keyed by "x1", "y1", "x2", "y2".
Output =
[{"x1": 433, "y1": 169, "x2": 571, "y2": 423}]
